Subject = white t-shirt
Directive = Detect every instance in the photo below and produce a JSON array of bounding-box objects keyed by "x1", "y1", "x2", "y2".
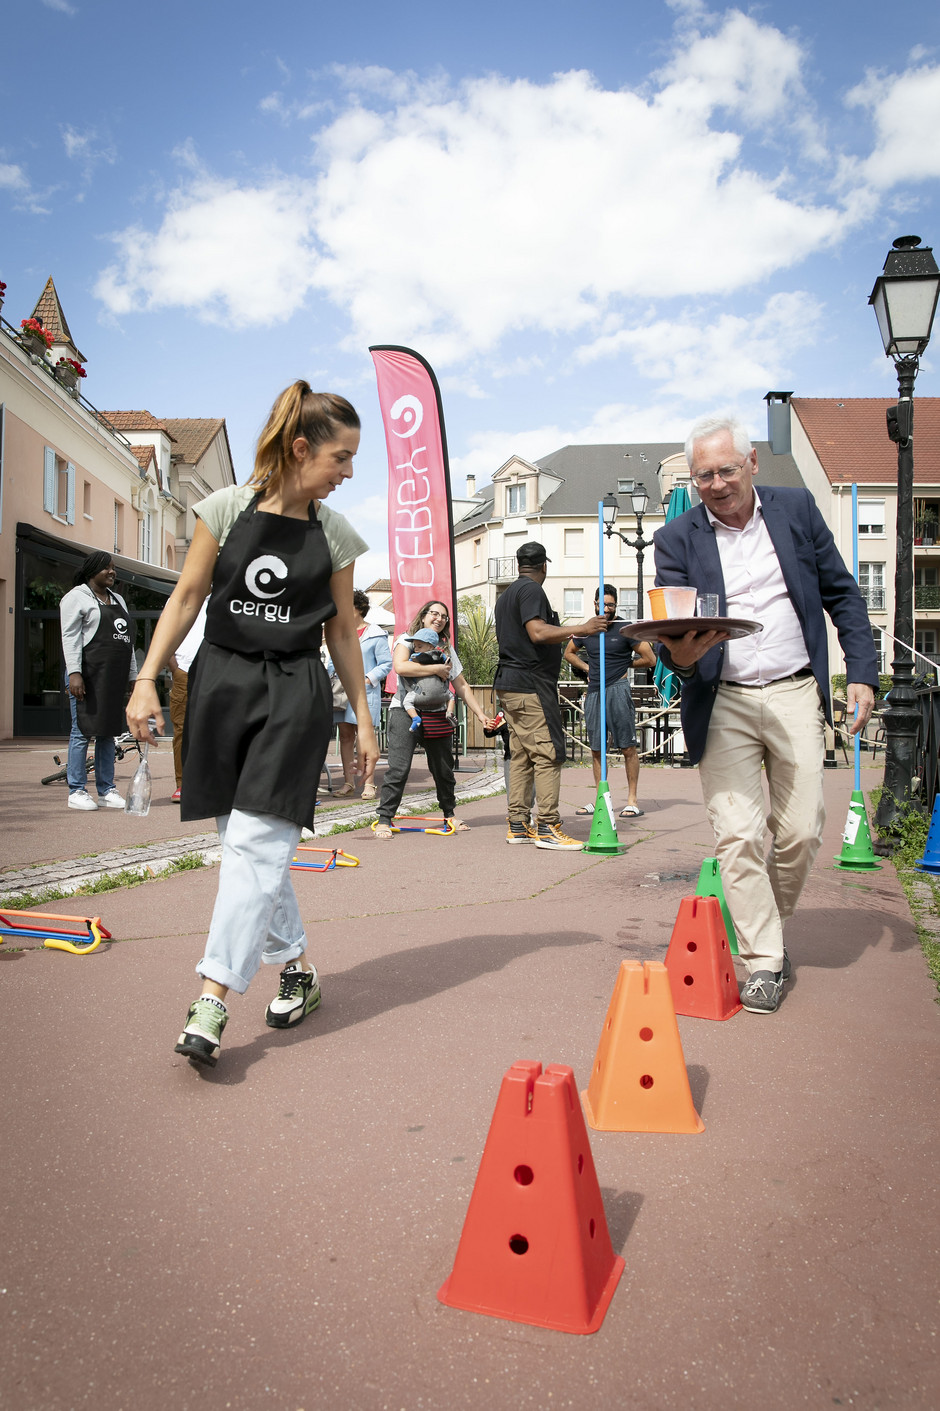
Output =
[
  {"x1": 388, "y1": 634, "x2": 464, "y2": 711},
  {"x1": 194, "y1": 484, "x2": 368, "y2": 573}
]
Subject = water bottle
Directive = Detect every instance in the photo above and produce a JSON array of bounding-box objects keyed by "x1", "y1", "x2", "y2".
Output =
[{"x1": 125, "y1": 725, "x2": 154, "y2": 816}]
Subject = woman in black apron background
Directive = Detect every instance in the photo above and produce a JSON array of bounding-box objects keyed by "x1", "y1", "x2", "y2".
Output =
[
  {"x1": 59, "y1": 551, "x2": 136, "y2": 811},
  {"x1": 125, "y1": 383, "x2": 377, "y2": 1068}
]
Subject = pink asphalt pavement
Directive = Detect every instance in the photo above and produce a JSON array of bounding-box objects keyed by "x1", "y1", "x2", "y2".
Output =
[{"x1": 1, "y1": 747, "x2": 938, "y2": 1410}]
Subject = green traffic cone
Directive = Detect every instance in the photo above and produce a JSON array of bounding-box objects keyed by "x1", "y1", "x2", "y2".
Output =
[
  {"x1": 833, "y1": 789, "x2": 882, "y2": 870},
  {"x1": 695, "y1": 857, "x2": 738, "y2": 955},
  {"x1": 583, "y1": 780, "x2": 628, "y2": 855}
]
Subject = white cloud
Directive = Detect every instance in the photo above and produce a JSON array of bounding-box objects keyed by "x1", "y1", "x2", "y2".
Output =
[
  {"x1": 0, "y1": 163, "x2": 28, "y2": 191},
  {"x1": 95, "y1": 12, "x2": 849, "y2": 353},
  {"x1": 575, "y1": 291, "x2": 821, "y2": 400},
  {"x1": 94, "y1": 174, "x2": 323, "y2": 326},
  {"x1": 62, "y1": 126, "x2": 116, "y2": 182},
  {"x1": 40, "y1": 0, "x2": 77, "y2": 14},
  {"x1": 846, "y1": 63, "x2": 940, "y2": 186}
]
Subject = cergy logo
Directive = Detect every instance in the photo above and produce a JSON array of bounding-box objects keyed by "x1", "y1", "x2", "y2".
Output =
[
  {"x1": 389, "y1": 395, "x2": 435, "y2": 589},
  {"x1": 112, "y1": 616, "x2": 131, "y2": 643},
  {"x1": 230, "y1": 554, "x2": 292, "y2": 622}
]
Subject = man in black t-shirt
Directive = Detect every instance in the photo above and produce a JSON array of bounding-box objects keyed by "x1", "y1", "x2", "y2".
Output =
[
  {"x1": 564, "y1": 584, "x2": 655, "y2": 818},
  {"x1": 494, "y1": 541, "x2": 606, "y2": 850}
]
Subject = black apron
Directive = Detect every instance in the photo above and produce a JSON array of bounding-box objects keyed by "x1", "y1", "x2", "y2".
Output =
[
  {"x1": 76, "y1": 595, "x2": 133, "y2": 738},
  {"x1": 180, "y1": 496, "x2": 336, "y2": 829}
]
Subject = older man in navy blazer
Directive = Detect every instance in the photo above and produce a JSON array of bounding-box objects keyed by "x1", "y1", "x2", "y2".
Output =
[{"x1": 654, "y1": 415, "x2": 877, "y2": 1014}]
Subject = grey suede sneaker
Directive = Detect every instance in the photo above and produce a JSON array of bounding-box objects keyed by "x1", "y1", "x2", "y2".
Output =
[{"x1": 741, "y1": 970, "x2": 784, "y2": 1014}]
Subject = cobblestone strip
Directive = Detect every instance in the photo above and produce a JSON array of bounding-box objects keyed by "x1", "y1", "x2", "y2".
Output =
[{"x1": 0, "y1": 770, "x2": 506, "y2": 902}]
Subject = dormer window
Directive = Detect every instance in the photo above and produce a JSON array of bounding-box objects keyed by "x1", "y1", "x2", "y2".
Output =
[
  {"x1": 617, "y1": 478, "x2": 634, "y2": 494},
  {"x1": 507, "y1": 484, "x2": 527, "y2": 515}
]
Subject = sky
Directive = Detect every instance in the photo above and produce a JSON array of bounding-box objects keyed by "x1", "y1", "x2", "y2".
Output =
[{"x1": 4, "y1": 0, "x2": 940, "y2": 585}]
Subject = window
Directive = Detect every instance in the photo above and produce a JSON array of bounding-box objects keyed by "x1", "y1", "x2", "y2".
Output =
[
  {"x1": 858, "y1": 563, "x2": 885, "y2": 611},
  {"x1": 507, "y1": 483, "x2": 526, "y2": 515},
  {"x1": 915, "y1": 628, "x2": 937, "y2": 658},
  {"x1": 563, "y1": 588, "x2": 583, "y2": 618},
  {"x1": 140, "y1": 509, "x2": 153, "y2": 563},
  {"x1": 83, "y1": 481, "x2": 92, "y2": 519},
  {"x1": 617, "y1": 478, "x2": 634, "y2": 494},
  {"x1": 858, "y1": 499, "x2": 885, "y2": 537},
  {"x1": 473, "y1": 537, "x2": 481, "y2": 567},
  {"x1": 564, "y1": 528, "x2": 584, "y2": 557},
  {"x1": 872, "y1": 627, "x2": 885, "y2": 674},
  {"x1": 619, "y1": 588, "x2": 639, "y2": 620},
  {"x1": 114, "y1": 501, "x2": 124, "y2": 553},
  {"x1": 42, "y1": 447, "x2": 75, "y2": 525}
]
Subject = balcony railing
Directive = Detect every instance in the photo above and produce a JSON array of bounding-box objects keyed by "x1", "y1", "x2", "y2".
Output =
[
  {"x1": 862, "y1": 587, "x2": 886, "y2": 610},
  {"x1": 915, "y1": 585, "x2": 940, "y2": 611},
  {"x1": 488, "y1": 557, "x2": 517, "y2": 584},
  {"x1": 0, "y1": 315, "x2": 131, "y2": 449}
]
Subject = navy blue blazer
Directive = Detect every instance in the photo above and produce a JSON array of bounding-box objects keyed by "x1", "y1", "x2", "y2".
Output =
[{"x1": 653, "y1": 486, "x2": 879, "y2": 764}]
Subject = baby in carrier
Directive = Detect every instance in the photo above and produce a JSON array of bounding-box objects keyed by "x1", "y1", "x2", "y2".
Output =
[{"x1": 398, "y1": 628, "x2": 455, "y2": 733}]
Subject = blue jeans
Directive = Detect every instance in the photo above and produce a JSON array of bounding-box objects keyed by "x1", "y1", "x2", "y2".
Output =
[
  {"x1": 196, "y1": 810, "x2": 307, "y2": 994},
  {"x1": 66, "y1": 681, "x2": 116, "y2": 796}
]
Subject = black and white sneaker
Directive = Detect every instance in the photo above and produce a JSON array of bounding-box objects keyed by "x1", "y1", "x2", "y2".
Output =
[
  {"x1": 741, "y1": 970, "x2": 783, "y2": 1014},
  {"x1": 265, "y1": 962, "x2": 321, "y2": 1029},
  {"x1": 175, "y1": 995, "x2": 228, "y2": 1066}
]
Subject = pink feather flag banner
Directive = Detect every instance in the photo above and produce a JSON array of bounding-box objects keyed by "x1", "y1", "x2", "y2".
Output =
[{"x1": 369, "y1": 345, "x2": 458, "y2": 650}]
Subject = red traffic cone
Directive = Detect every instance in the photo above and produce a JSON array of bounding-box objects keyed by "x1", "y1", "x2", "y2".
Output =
[
  {"x1": 664, "y1": 896, "x2": 742, "y2": 1021},
  {"x1": 438, "y1": 1061, "x2": 624, "y2": 1334}
]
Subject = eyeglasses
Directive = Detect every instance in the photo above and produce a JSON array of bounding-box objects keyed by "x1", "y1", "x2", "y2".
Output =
[{"x1": 689, "y1": 460, "x2": 749, "y2": 489}]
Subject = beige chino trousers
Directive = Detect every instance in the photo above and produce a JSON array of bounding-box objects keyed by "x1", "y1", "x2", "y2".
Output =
[
  {"x1": 498, "y1": 691, "x2": 562, "y2": 829},
  {"x1": 698, "y1": 675, "x2": 826, "y2": 974}
]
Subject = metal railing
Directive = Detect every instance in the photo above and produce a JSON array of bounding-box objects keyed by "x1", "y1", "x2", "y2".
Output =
[
  {"x1": 0, "y1": 316, "x2": 132, "y2": 449},
  {"x1": 917, "y1": 686, "x2": 940, "y2": 815},
  {"x1": 488, "y1": 557, "x2": 517, "y2": 583},
  {"x1": 914, "y1": 585, "x2": 940, "y2": 610},
  {"x1": 862, "y1": 587, "x2": 886, "y2": 610}
]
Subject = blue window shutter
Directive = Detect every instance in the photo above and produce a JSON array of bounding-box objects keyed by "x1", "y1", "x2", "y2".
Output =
[
  {"x1": 43, "y1": 447, "x2": 56, "y2": 512},
  {"x1": 66, "y1": 463, "x2": 76, "y2": 524}
]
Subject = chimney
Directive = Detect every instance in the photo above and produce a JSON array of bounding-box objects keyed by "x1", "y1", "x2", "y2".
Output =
[
  {"x1": 466, "y1": 474, "x2": 476, "y2": 496},
  {"x1": 764, "y1": 391, "x2": 793, "y2": 454}
]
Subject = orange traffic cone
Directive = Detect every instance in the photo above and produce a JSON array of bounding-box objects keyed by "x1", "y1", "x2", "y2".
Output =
[
  {"x1": 664, "y1": 896, "x2": 742, "y2": 1021},
  {"x1": 581, "y1": 961, "x2": 705, "y2": 1134},
  {"x1": 438, "y1": 1061, "x2": 625, "y2": 1334}
]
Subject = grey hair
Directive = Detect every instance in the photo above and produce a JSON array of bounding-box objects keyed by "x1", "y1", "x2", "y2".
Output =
[{"x1": 684, "y1": 415, "x2": 752, "y2": 469}]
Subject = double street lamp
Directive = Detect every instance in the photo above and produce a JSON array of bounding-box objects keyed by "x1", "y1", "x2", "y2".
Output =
[
  {"x1": 602, "y1": 484, "x2": 652, "y2": 618},
  {"x1": 869, "y1": 235, "x2": 940, "y2": 843}
]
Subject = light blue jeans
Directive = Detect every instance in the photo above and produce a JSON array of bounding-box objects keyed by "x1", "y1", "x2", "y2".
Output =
[
  {"x1": 66, "y1": 681, "x2": 115, "y2": 797},
  {"x1": 196, "y1": 809, "x2": 307, "y2": 994}
]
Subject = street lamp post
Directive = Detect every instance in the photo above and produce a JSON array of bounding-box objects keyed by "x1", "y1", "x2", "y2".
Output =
[
  {"x1": 602, "y1": 485, "x2": 654, "y2": 617},
  {"x1": 869, "y1": 235, "x2": 940, "y2": 845}
]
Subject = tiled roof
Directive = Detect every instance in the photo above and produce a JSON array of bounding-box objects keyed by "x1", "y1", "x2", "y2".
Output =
[
  {"x1": 163, "y1": 417, "x2": 226, "y2": 465},
  {"x1": 792, "y1": 397, "x2": 940, "y2": 485},
  {"x1": 98, "y1": 410, "x2": 175, "y2": 437},
  {"x1": 30, "y1": 276, "x2": 85, "y2": 362},
  {"x1": 129, "y1": 444, "x2": 157, "y2": 473},
  {"x1": 365, "y1": 578, "x2": 392, "y2": 593}
]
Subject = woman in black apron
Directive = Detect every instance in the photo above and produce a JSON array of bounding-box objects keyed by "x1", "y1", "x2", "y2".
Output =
[
  {"x1": 126, "y1": 382, "x2": 377, "y2": 1069},
  {"x1": 59, "y1": 551, "x2": 135, "y2": 811}
]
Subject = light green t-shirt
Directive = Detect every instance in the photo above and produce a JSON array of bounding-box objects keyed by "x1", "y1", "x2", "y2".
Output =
[{"x1": 194, "y1": 484, "x2": 368, "y2": 573}]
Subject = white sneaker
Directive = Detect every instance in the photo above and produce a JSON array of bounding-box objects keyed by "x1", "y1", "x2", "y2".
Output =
[
  {"x1": 97, "y1": 790, "x2": 126, "y2": 809},
  {"x1": 68, "y1": 789, "x2": 98, "y2": 811}
]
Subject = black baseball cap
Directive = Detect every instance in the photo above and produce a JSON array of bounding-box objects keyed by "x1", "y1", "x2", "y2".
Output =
[{"x1": 516, "y1": 540, "x2": 550, "y2": 567}]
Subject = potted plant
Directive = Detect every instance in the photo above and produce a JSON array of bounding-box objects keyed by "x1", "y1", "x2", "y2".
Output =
[
  {"x1": 20, "y1": 317, "x2": 54, "y2": 358},
  {"x1": 54, "y1": 356, "x2": 87, "y2": 394},
  {"x1": 0, "y1": 280, "x2": 7, "y2": 316}
]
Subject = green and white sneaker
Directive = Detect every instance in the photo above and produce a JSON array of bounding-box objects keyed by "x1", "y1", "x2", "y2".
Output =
[
  {"x1": 175, "y1": 995, "x2": 228, "y2": 1066},
  {"x1": 265, "y1": 962, "x2": 321, "y2": 1029}
]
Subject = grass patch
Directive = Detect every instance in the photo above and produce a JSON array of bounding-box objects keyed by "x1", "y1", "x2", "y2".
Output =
[
  {"x1": 868, "y1": 785, "x2": 940, "y2": 1002},
  {"x1": 0, "y1": 851, "x2": 209, "y2": 911}
]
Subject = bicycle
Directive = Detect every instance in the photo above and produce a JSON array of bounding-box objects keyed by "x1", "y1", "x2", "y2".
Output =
[{"x1": 41, "y1": 732, "x2": 143, "y2": 786}]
